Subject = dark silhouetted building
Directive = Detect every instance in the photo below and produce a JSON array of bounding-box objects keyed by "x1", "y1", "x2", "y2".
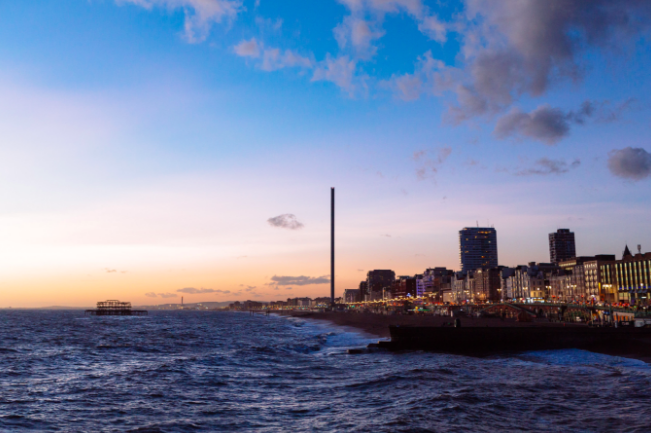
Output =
[
  {"x1": 549, "y1": 229, "x2": 576, "y2": 264},
  {"x1": 459, "y1": 227, "x2": 498, "y2": 273},
  {"x1": 343, "y1": 289, "x2": 360, "y2": 303},
  {"x1": 366, "y1": 270, "x2": 395, "y2": 294},
  {"x1": 358, "y1": 281, "x2": 368, "y2": 299},
  {"x1": 393, "y1": 276, "x2": 416, "y2": 298}
]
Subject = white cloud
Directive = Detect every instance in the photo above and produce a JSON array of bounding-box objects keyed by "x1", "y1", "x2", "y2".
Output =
[
  {"x1": 118, "y1": 0, "x2": 242, "y2": 42},
  {"x1": 334, "y1": 17, "x2": 385, "y2": 59},
  {"x1": 261, "y1": 48, "x2": 312, "y2": 71},
  {"x1": 233, "y1": 39, "x2": 312, "y2": 71},
  {"x1": 337, "y1": 0, "x2": 423, "y2": 16},
  {"x1": 417, "y1": 15, "x2": 447, "y2": 43},
  {"x1": 234, "y1": 38, "x2": 261, "y2": 57},
  {"x1": 312, "y1": 55, "x2": 360, "y2": 94},
  {"x1": 386, "y1": 51, "x2": 450, "y2": 101},
  {"x1": 334, "y1": 0, "x2": 447, "y2": 60}
]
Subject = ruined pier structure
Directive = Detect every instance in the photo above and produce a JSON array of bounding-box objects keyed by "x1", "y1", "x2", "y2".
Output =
[{"x1": 86, "y1": 300, "x2": 148, "y2": 316}]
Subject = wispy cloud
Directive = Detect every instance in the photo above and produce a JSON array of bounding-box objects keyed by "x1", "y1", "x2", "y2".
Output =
[
  {"x1": 118, "y1": 0, "x2": 242, "y2": 43},
  {"x1": 177, "y1": 287, "x2": 231, "y2": 294},
  {"x1": 233, "y1": 38, "x2": 313, "y2": 71},
  {"x1": 413, "y1": 147, "x2": 452, "y2": 181},
  {"x1": 270, "y1": 275, "x2": 330, "y2": 286},
  {"x1": 233, "y1": 38, "x2": 261, "y2": 57},
  {"x1": 515, "y1": 158, "x2": 581, "y2": 176},
  {"x1": 312, "y1": 55, "x2": 362, "y2": 95},
  {"x1": 493, "y1": 100, "x2": 637, "y2": 144},
  {"x1": 335, "y1": 0, "x2": 448, "y2": 60},
  {"x1": 145, "y1": 292, "x2": 179, "y2": 299}
]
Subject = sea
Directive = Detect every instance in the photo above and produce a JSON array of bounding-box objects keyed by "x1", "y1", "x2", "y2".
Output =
[{"x1": 1, "y1": 310, "x2": 650, "y2": 433}]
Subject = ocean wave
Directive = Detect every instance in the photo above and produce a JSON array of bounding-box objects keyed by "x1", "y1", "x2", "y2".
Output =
[{"x1": 3, "y1": 310, "x2": 651, "y2": 432}]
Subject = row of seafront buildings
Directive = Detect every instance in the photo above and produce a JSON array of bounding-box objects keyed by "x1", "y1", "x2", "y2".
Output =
[
  {"x1": 343, "y1": 228, "x2": 651, "y2": 306},
  {"x1": 229, "y1": 297, "x2": 335, "y2": 311}
]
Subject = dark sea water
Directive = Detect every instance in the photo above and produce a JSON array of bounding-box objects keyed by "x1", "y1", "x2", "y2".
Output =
[{"x1": 1, "y1": 311, "x2": 651, "y2": 433}]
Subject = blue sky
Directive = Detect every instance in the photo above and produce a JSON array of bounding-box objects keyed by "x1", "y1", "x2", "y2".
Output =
[{"x1": 1, "y1": 0, "x2": 650, "y2": 306}]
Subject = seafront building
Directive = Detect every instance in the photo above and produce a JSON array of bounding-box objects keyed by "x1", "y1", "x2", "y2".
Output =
[
  {"x1": 459, "y1": 227, "x2": 498, "y2": 273},
  {"x1": 226, "y1": 229, "x2": 650, "y2": 309},
  {"x1": 473, "y1": 267, "x2": 502, "y2": 303},
  {"x1": 549, "y1": 229, "x2": 576, "y2": 264},
  {"x1": 366, "y1": 270, "x2": 396, "y2": 301},
  {"x1": 343, "y1": 289, "x2": 360, "y2": 303},
  {"x1": 551, "y1": 256, "x2": 616, "y2": 302},
  {"x1": 600, "y1": 248, "x2": 651, "y2": 305}
]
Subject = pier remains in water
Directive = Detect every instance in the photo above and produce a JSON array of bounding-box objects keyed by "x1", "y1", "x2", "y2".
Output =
[{"x1": 86, "y1": 300, "x2": 148, "y2": 316}]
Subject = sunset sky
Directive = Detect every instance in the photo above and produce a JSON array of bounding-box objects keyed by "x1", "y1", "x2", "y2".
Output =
[{"x1": 1, "y1": 0, "x2": 650, "y2": 307}]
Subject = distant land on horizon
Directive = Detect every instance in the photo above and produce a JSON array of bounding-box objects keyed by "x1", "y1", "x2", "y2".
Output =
[
  {"x1": 136, "y1": 301, "x2": 234, "y2": 309},
  {"x1": 19, "y1": 301, "x2": 236, "y2": 310}
]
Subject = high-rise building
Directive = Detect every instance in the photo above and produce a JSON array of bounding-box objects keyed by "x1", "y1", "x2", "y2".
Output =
[
  {"x1": 366, "y1": 270, "x2": 395, "y2": 295},
  {"x1": 549, "y1": 229, "x2": 576, "y2": 263},
  {"x1": 459, "y1": 227, "x2": 498, "y2": 272}
]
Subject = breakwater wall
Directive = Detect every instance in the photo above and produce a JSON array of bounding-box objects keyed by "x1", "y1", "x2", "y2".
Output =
[{"x1": 381, "y1": 326, "x2": 651, "y2": 359}]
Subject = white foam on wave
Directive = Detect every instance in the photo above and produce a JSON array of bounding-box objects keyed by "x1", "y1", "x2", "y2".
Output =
[
  {"x1": 519, "y1": 348, "x2": 651, "y2": 373},
  {"x1": 282, "y1": 316, "x2": 385, "y2": 355}
]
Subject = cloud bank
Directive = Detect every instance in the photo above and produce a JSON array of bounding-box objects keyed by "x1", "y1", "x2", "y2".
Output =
[
  {"x1": 494, "y1": 100, "x2": 637, "y2": 144},
  {"x1": 145, "y1": 292, "x2": 178, "y2": 298},
  {"x1": 122, "y1": 0, "x2": 650, "y2": 142},
  {"x1": 177, "y1": 287, "x2": 231, "y2": 294},
  {"x1": 270, "y1": 275, "x2": 330, "y2": 286}
]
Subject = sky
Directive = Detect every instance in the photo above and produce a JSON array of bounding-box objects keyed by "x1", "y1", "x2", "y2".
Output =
[{"x1": 1, "y1": 0, "x2": 651, "y2": 307}]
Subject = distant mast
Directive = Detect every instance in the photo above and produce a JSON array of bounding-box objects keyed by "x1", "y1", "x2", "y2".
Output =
[{"x1": 331, "y1": 187, "x2": 335, "y2": 308}]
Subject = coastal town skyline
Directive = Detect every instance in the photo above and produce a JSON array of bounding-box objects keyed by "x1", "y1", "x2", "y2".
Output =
[
  {"x1": 29, "y1": 223, "x2": 650, "y2": 308},
  {"x1": 4, "y1": 3, "x2": 651, "y2": 432},
  {"x1": 2, "y1": 1, "x2": 651, "y2": 307}
]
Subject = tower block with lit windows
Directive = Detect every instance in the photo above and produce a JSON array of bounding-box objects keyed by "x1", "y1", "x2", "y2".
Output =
[{"x1": 459, "y1": 227, "x2": 498, "y2": 273}]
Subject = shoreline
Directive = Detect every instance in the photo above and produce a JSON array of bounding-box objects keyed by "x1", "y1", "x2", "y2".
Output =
[
  {"x1": 276, "y1": 311, "x2": 580, "y2": 339},
  {"x1": 275, "y1": 311, "x2": 651, "y2": 364}
]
